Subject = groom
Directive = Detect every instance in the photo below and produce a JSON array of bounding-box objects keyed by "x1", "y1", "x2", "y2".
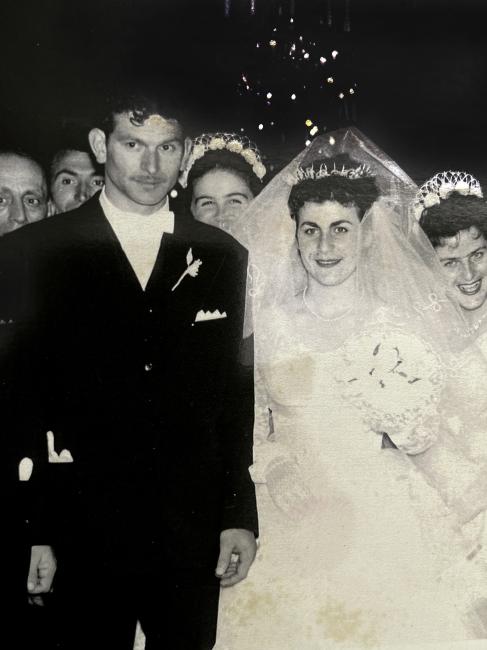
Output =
[{"x1": 0, "y1": 90, "x2": 257, "y2": 649}]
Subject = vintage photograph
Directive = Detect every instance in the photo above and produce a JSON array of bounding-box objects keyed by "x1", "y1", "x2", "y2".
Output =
[{"x1": 3, "y1": 1, "x2": 487, "y2": 648}]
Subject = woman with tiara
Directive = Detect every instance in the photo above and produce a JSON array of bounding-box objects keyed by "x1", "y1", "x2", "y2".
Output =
[
  {"x1": 179, "y1": 132, "x2": 266, "y2": 236},
  {"x1": 414, "y1": 171, "x2": 487, "y2": 354},
  {"x1": 215, "y1": 128, "x2": 487, "y2": 649}
]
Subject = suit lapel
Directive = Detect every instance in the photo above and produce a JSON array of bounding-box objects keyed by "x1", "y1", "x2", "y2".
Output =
[
  {"x1": 146, "y1": 217, "x2": 227, "y2": 328},
  {"x1": 77, "y1": 200, "x2": 226, "y2": 325}
]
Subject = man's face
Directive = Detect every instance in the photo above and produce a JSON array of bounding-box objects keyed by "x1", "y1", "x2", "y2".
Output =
[
  {"x1": 296, "y1": 200, "x2": 361, "y2": 287},
  {"x1": 436, "y1": 226, "x2": 487, "y2": 311},
  {"x1": 91, "y1": 112, "x2": 189, "y2": 215},
  {"x1": 50, "y1": 150, "x2": 104, "y2": 214},
  {"x1": 0, "y1": 154, "x2": 48, "y2": 236}
]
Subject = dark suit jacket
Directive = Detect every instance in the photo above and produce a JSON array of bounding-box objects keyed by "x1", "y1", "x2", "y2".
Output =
[{"x1": 0, "y1": 194, "x2": 257, "y2": 574}]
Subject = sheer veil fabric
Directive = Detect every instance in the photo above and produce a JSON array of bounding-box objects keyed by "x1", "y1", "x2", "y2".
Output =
[{"x1": 215, "y1": 128, "x2": 487, "y2": 648}]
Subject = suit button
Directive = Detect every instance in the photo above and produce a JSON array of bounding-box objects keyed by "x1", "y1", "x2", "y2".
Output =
[{"x1": 145, "y1": 363, "x2": 153, "y2": 372}]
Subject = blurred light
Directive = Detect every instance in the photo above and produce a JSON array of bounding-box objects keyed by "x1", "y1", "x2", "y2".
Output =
[
  {"x1": 305, "y1": 140, "x2": 311, "y2": 146},
  {"x1": 310, "y1": 126, "x2": 318, "y2": 136},
  {"x1": 246, "y1": 85, "x2": 250, "y2": 90},
  {"x1": 170, "y1": 189, "x2": 178, "y2": 198},
  {"x1": 241, "y1": 128, "x2": 245, "y2": 132},
  {"x1": 339, "y1": 93, "x2": 344, "y2": 99},
  {"x1": 273, "y1": 27, "x2": 277, "y2": 32},
  {"x1": 290, "y1": 17, "x2": 294, "y2": 23},
  {"x1": 256, "y1": 43, "x2": 260, "y2": 48},
  {"x1": 270, "y1": 121, "x2": 275, "y2": 126},
  {"x1": 329, "y1": 136, "x2": 336, "y2": 145},
  {"x1": 305, "y1": 119, "x2": 313, "y2": 127},
  {"x1": 299, "y1": 35, "x2": 303, "y2": 41},
  {"x1": 258, "y1": 124, "x2": 264, "y2": 130},
  {"x1": 303, "y1": 53, "x2": 310, "y2": 59},
  {"x1": 242, "y1": 75, "x2": 247, "y2": 82},
  {"x1": 349, "y1": 88, "x2": 355, "y2": 94},
  {"x1": 332, "y1": 50, "x2": 338, "y2": 58},
  {"x1": 291, "y1": 93, "x2": 297, "y2": 100},
  {"x1": 269, "y1": 40, "x2": 277, "y2": 47},
  {"x1": 320, "y1": 57, "x2": 326, "y2": 64},
  {"x1": 327, "y1": 77, "x2": 334, "y2": 83},
  {"x1": 266, "y1": 92, "x2": 272, "y2": 99}
]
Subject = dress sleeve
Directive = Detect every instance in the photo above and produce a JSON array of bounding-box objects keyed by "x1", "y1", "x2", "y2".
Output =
[
  {"x1": 408, "y1": 346, "x2": 487, "y2": 526},
  {"x1": 249, "y1": 365, "x2": 295, "y2": 484}
]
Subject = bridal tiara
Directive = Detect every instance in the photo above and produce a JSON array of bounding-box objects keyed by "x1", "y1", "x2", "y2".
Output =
[
  {"x1": 179, "y1": 132, "x2": 266, "y2": 188},
  {"x1": 288, "y1": 161, "x2": 373, "y2": 186},
  {"x1": 413, "y1": 170, "x2": 483, "y2": 221}
]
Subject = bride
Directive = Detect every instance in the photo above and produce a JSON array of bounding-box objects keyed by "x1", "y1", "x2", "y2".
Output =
[{"x1": 215, "y1": 128, "x2": 487, "y2": 649}]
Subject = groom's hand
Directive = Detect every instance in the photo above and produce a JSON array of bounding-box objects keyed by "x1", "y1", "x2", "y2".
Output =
[
  {"x1": 27, "y1": 545, "x2": 57, "y2": 605},
  {"x1": 216, "y1": 529, "x2": 257, "y2": 588}
]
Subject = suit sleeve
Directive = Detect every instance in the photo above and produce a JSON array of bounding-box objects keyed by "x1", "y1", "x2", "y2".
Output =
[
  {"x1": 217, "y1": 246, "x2": 258, "y2": 535},
  {"x1": 0, "y1": 233, "x2": 55, "y2": 547}
]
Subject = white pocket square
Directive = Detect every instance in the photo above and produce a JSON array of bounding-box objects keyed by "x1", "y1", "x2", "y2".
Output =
[
  {"x1": 47, "y1": 430, "x2": 74, "y2": 463},
  {"x1": 194, "y1": 309, "x2": 227, "y2": 323}
]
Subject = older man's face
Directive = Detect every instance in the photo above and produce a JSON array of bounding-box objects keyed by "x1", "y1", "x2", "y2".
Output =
[{"x1": 0, "y1": 154, "x2": 48, "y2": 236}]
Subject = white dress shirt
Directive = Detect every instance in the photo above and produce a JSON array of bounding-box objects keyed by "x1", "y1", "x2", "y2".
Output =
[{"x1": 99, "y1": 189, "x2": 174, "y2": 290}]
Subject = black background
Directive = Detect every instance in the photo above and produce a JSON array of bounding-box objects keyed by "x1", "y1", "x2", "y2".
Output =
[{"x1": 1, "y1": 0, "x2": 486, "y2": 181}]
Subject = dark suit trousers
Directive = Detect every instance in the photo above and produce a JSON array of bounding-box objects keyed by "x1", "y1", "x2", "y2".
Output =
[{"x1": 55, "y1": 563, "x2": 221, "y2": 650}]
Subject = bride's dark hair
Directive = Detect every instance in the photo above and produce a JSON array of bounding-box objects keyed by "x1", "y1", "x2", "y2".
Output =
[
  {"x1": 187, "y1": 149, "x2": 264, "y2": 198},
  {"x1": 288, "y1": 154, "x2": 380, "y2": 222},
  {"x1": 420, "y1": 192, "x2": 487, "y2": 248}
]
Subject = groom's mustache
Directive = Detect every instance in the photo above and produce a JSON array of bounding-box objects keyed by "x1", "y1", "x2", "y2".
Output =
[{"x1": 132, "y1": 175, "x2": 166, "y2": 184}]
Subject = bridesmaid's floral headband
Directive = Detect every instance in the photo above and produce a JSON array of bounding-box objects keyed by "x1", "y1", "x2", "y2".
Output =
[
  {"x1": 413, "y1": 170, "x2": 483, "y2": 221},
  {"x1": 179, "y1": 132, "x2": 266, "y2": 188}
]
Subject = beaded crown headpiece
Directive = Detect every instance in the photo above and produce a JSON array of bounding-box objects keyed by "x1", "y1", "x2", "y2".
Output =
[
  {"x1": 288, "y1": 160, "x2": 373, "y2": 186},
  {"x1": 179, "y1": 132, "x2": 266, "y2": 188},
  {"x1": 413, "y1": 170, "x2": 483, "y2": 221}
]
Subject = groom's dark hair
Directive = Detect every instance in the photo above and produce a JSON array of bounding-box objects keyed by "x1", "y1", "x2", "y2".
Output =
[
  {"x1": 420, "y1": 192, "x2": 487, "y2": 248},
  {"x1": 96, "y1": 86, "x2": 188, "y2": 139},
  {"x1": 288, "y1": 154, "x2": 380, "y2": 222}
]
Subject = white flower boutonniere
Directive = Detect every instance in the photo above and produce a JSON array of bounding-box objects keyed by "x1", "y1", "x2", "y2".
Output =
[
  {"x1": 172, "y1": 248, "x2": 203, "y2": 291},
  {"x1": 47, "y1": 430, "x2": 74, "y2": 463}
]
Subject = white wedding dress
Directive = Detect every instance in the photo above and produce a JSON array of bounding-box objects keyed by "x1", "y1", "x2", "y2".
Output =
[
  {"x1": 215, "y1": 298, "x2": 487, "y2": 649},
  {"x1": 215, "y1": 128, "x2": 487, "y2": 649}
]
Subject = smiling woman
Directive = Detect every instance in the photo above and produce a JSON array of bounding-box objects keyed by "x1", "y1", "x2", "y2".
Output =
[
  {"x1": 418, "y1": 183, "x2": 487, "y2": 316},
  {"x1": 181, "y1": 132, "x2": 266, "y2": 235},
  {"x1": 287, "y1": 154, "x2": 379, "y2": 319}
]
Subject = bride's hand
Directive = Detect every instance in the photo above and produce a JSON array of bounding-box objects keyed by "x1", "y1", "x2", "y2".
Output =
[{"x1": 265, "y1": 459, "x2": 320, "y2": 520}]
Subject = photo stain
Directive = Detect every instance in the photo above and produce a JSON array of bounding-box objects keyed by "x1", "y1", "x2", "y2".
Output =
[{"x1": 316, "y1": 599, "x2": 379, "y2": 647}]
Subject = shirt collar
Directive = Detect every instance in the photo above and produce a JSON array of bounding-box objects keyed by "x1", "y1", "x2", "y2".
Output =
[{"x1": 99, "y1": 187, "x2": 175, "y2": 234}]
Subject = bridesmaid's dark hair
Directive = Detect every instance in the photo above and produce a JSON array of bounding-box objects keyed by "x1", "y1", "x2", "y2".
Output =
[
  {"x1": 187, "y1": 149, "x2": 264, "y2": 199},
  {"x1": 420, "y1": 192, "x2": 487, "y2": 248},
  {"x1": 288, "y1": 154, "x2": 380, "y2": 222}
]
